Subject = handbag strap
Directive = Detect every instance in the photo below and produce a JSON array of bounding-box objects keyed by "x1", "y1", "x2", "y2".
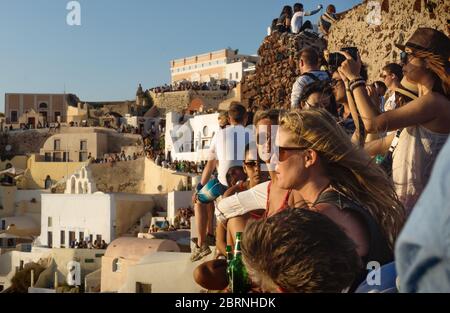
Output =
[{"x1": 388, "y1": 129, "x2": 403, "y2": 153}]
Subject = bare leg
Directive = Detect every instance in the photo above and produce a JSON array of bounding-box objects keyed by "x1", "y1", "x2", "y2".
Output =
[
  {"x1": 227, "y1": 215, "x2": 249, "y2": 249},
  {"x1": 215, "y1": 221, "x2": 227, "y2": 256},
  {"x1": 206, "y1": 203, "x2": 215, "y2": 236},
  {"x1": 193, "y1": 259, "x2": 228, "y2": 291},
  {"x1": 194, "y1": 202, "x2": 208, "y2": 247}
]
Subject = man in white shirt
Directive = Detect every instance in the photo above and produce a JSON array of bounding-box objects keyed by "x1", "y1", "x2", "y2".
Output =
[
  {"x1": 291, "y1": 3, "x2": 322, "y2": 34},
  {"x1": 291, "y1": 47, "x2": 330, "y2": 109},
  {"x1": 191, "y1": 103, "x2": 253, "y2": 262}
]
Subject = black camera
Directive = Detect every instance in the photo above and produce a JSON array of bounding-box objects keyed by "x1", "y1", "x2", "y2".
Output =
[{"x1": 328, "y1": 47, "x2": 359, "y2": 70}]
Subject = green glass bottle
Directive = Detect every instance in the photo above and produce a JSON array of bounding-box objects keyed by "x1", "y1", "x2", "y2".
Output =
[
  {"x1": 225, "y1": 245, "x2": 233, "y2": 285},
  {"x1": 229, "y1": 232, "x2": 250, "y2": 293}
]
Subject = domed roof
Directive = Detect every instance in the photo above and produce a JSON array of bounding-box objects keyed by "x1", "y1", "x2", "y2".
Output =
[{"x1": 104, "y1": 237, "x2": 180, "y2": 261}]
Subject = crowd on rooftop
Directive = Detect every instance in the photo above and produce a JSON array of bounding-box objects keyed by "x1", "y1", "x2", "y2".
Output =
[{"x1": 150, "y1": 80, "x2": 237, "y2": 94}]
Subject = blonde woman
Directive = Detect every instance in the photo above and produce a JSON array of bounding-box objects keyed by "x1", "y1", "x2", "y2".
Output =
[{"x1": 274, "y1": 109, "x2": 405, "y2": 267}]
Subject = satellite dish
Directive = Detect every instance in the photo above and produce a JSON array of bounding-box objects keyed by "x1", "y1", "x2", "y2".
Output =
[{"x1": 5, "y1": 145, "x2": 11, "y2": 152}]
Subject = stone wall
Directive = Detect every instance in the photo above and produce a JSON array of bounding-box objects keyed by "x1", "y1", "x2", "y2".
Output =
[
  {"x1": 327, "y1": 0, "x2": 449, "y2": 82},
  {"x1": 150, "y1": 89, "x2": 237, "y2": 113},
  {"x1": 144, "y1": 158, "x2": 189, "y2": 194},
  {"x1": 241, "y1": 31, "x2": 327, "y2": 109},
  {"x1": 106, "y1": 132, "x2": 142, "y2": 154},
  {"x1": 1, "y1": 130, "x2": 54, "y2": 158},
  {"x1": 89, "y1": 158, "x2": 145, "y2": 193}
]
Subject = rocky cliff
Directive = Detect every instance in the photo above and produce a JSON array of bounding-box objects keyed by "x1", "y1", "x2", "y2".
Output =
[{"x1": 327, "y1": 0, "x2": 449, "y2": 82}]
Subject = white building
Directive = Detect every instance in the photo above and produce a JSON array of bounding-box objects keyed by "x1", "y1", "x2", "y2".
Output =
[
  {"x1": 39, "y1": 167, "x2": 155, "y2": 248},
  {"x1": 170, "y1": 48, "x2": 259, "y2": 84},
  {"x1": 165, "y1": 112, "x2": 220, "y2": 162}
]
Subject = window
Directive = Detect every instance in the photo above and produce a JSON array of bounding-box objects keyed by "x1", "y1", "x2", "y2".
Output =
[
  {"x1": 85, "y1": 259, "x2": 95, "y2": 264},
  {"x1": 54, "y1": 139, "x2": 61, "y2": 151},
  {"x1": 202, "y1": 140, "x2": 210, "y2": 150},
  {"x1": 1, "y1": 220, "x2": 5, "y2": 230},
  {"x1": 202, "y1": 126, "x2": 209, "y2": 137},
  {"x1": 63, "y1": 152, "x2": 69, "y2": 162},
  {"x1": 69, "y1": 231, "x2": 76, "y2": 244},
  {"x1": 45, "y1": 153, "x2": 52, "y2": 162},
  {"x1": 80, "y1": 140, "x2": 87, "y2": 151},
  {"x1": 95, "y1": 253, "x2": 104, "y2": 258},
  {"x1": 54, "y1": 112, "x2": 61, "y2": 122},
  {"x1": 48, "y1": 217, "x2": 52, "y2": 227},
  {"x1": 39, "y1": 102, "x2": 48, "y2": 109},
  {"x1": 79, "y1": 152, "x2": 88, "y2": 162},
  {"x1": 230, "y1": 73, "x2": 232, "y2": 80},
  {"x1": 53, "y1": 152, "x2": 62, "y2": 162},
  {"x1": 112, "y1": 258, "x2": 121, "y2": 272},
  {"x1": 79, "y1": 232, "x2": 84, "y2": 242},
  {"x1": 48, "y1": 231, "x2": 53, "y2": 248},
  {"x1": 79, "y1": 140, "x2": 88, "y2": 161},
  {"x1": 96, "y1": 235, "x2": 102, "y2": 243},
  {"x1": 60, "y1": 231, "x2": 65, "y2": 247},
  {"x1": 136, "y1": 282, "x2": 152, "y2": 293},
  {"x1": 236, "y1": 72, "x2": 239, "y2": 79},
  {"x1": 11, "y1": 111, "x2": 18, "y2": 123}
]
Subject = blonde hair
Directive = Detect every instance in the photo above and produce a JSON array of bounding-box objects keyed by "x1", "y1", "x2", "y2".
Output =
[
  {"x1": 279, "y1": 109, "x2": 405, "y2": 249},
  {"x1": 414, "y1": 50, "x2": 450, "y2": 97}
]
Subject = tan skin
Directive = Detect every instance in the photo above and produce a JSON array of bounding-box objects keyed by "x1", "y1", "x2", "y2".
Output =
[
  {"x1": 274, "y1": 127, "x2": 370, "y2": 258},
  {"x1": 225, "y1": 119, "x2": 305, "y2": 250},
  {"x1": 338, "y1": 50, "x2": 450, "y2": 136},
  {"x1": 215, "y1": 155, "x2": 269, "y2": 257},
  {"x1": 192, "y1": 114, "x2": 248, "y2": 248},
  {"x1": 332, "y1": 71, "x2": 365, "y2": 146}
]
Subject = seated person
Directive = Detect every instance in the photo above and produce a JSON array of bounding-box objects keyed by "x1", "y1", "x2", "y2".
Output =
[
  {"x1": 194, "y1": 144, "x2": 269, "y2": 290},
  {"x1": 242, "y1": 208, "x2": 362, "y2": 293}
]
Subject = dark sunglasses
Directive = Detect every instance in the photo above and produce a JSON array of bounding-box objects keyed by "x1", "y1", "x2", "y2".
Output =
[
  {"x1": 277, "y1": 146, "x2": 306, "y2": 162},
  {"x1": 244, "y1": 160, "x2": 262, "y2": 168},
  {"x1": 331, "y1": 79, "x2": 342, "y2": 88},
  {"x1": 400, "y1": 51, "x2": 414, "y2": 65}
]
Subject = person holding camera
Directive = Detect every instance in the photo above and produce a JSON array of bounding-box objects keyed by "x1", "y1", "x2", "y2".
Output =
[{"x1": 337, "y1": 28, "x2": 450, "y2": 215}]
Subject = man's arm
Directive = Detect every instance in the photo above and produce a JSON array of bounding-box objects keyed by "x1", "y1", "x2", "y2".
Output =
[
  {"x1": 305, "y1": 7, "x2": 322, "y2": 16},
  {"x1": 291, "y1": 77, "x2": 306, "y2": 109}
]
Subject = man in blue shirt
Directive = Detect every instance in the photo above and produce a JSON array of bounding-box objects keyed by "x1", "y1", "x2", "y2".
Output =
[{"x1": 396, "y1": 138, "x2": 450, "y2": 292}]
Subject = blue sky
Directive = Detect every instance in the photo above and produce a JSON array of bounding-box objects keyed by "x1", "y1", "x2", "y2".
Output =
[{"x1": 0, "y1": 0, "x2": 361, "y2": 112}]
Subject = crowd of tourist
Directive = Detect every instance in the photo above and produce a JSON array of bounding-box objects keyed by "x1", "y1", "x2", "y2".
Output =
[
  {"x1": 269, "y1": 3, "x2": 350, "y2": 39},
  {"x1": 69, "y1": 239, "x2": 108, "y2": 250},
  {"x1": 88, "y1": 151, "x2": 144, "y2": 164},
  {"x1": 186, "y1": 24, "x2": 450, "y2": 294},
  {"x1": 150, "y1": 80, "x2": 237, "y2": 95}
]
